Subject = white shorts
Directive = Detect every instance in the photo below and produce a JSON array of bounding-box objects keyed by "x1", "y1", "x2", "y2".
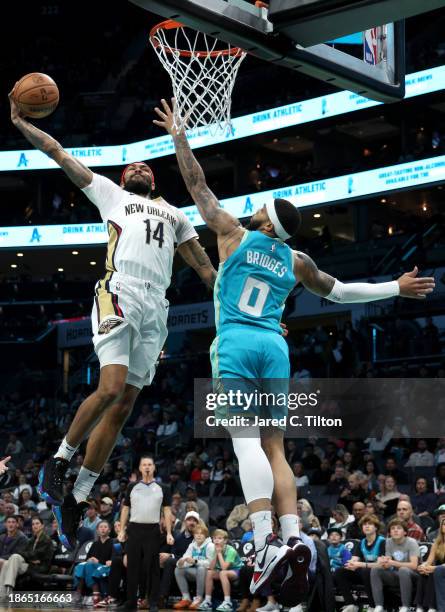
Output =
[{"x1": 91, "y1": 271, "x2": 169, "y2": 389}]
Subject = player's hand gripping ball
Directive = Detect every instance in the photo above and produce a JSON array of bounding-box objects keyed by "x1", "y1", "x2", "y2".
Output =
[{"x1": 13, "y1": 73, "x2": 59, "y2": 119}]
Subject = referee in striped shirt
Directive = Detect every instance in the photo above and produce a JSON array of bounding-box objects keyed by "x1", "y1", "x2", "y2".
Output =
[{"x1": 119, "y1": 456, "x2": 174, "y2": 611}]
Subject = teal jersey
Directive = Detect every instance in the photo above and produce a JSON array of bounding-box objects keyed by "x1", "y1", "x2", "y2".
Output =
[{"x1": 214, "y1": 230, "x2": 295, "y2": 333}]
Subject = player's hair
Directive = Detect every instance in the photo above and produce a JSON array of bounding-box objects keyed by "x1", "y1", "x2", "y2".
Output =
[
  {"x1": 358, "y1": 513, "x2": 381, "y2": 529},
  {"x1": 213, "y1": 528, "x2": 229, "y2": 540},
  {"x1": 274, "y1": 198, "x2": 302, "y2": 237},
  {"x1": 387, "y1": 517, "x2": 408, "y2": 534}
]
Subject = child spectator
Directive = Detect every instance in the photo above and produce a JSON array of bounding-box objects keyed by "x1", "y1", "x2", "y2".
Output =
[
  {"x1": 370, "y1": 518, "x2": 419, "y2": 612},
  {"x1": 326, "y1": 527, "x2": 352, "y2": 572},
  {"x1": 174, "y1": 524, "x2": 214, "y2": 610},
  {"x1": 334, "y1": 513, "x2": 385, "y2": 612},
  {"x1": 198, "y1": 529, "x2": 243, "y2": 611}
]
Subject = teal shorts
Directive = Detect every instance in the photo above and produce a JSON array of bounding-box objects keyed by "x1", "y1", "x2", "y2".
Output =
[{"x1": 210, "y1": 324, "x2": 290, "y2": 425}]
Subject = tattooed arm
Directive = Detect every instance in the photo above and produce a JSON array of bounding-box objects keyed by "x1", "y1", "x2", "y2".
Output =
[
  {"x1": 9, "y1": 87, "x2": 93, "y2": 189},
  {"x1": 177, "y1": 238, "x2": 217, "y2": 290},
  {"x1": 154, "y1": 98, "x2": 241, "y2": 237}
]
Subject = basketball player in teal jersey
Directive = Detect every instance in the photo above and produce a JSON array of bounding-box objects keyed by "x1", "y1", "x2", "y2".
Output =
[{"x1": 155, "y1": 99, "x2": 435, "y2": 603}]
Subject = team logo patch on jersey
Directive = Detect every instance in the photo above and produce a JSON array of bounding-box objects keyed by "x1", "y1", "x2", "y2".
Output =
[
  {"x1": 271, "y1": 243, "x2": 277, "y2": 252},
  {"x1": 98, "y1": 318, "x2": 124, "y2": 335}
]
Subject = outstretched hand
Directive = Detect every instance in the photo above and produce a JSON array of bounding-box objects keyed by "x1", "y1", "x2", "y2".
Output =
[
  {"x1": 397, "y1": 266, "x2": 435, "y2": 299},
  {"x1": 8, "y1": 84, "x2": 25, "y2": 124},
  {"x1": 153, "y1": 98, "x2": 184, "y2": 136}
]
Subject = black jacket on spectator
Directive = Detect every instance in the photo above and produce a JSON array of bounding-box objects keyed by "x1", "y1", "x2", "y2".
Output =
[
  {"x1": 195, "y1": 482, "x2": 210, "y2": 497},
  {"x1": 171, "y1": 530, "x2": 194, "y2": 560},
  {"x1": 339, "y1": 489, "x2": 368, "y2": 513},
  {"x1": 307, "y1": 539, "x2": 336, "y2": 612},
  {"x1": 345, "y1": 521, "x2": 363, "y2": 540},
  {"x1": 21, "y1": 531, "x2": 54, "y2": 574},
  {"x1": 0, "y1": 531, "x2": 28, "y2": 559},
  {"x1": 87, "y1": 538, "x2": 113, "y2": 565}
]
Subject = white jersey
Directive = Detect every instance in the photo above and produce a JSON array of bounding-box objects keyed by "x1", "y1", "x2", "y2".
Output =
[{"x1": 82, "y1": 173, "x2": 197, "y2": 291}]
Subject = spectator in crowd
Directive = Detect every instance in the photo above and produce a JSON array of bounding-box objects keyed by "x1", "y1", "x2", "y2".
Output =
[
  {"x1": 0, "y1": 517, "x2": 27, "y2": 569},
  {"x1": 311, "y1": 458, "x2": 333, "y2": 485},
  {"x1": 339, "y1": 473, "x2": 368, "y2": 512},
  {"x1": 297, "y1": 499, "x2": 321, "y2": 532},
  {"x1": 83, "y1": 501, "x2": 102, "y2": 534},
  {"x1": 405, "y1": 440, "x2": 435, "y2": 467},
  {"x1": 168, "y1": 473, "x2": 188, "y2": 497},
  {"x1": 178, "y1": 487, "x2": 209, "y2": 525},
  {"x1": 284, "y1": 440, "x2": 299, "y2": 466},
  {"x1": 292, "y1": 462, "x2": 309, "y2": 488},
  {"x1": 159, "y1": 512, "x2": 201, "y2": 607},
  {"x1": 364, "y1": 459, "x2": 380, "y2": 492},
  {"x1": 199, "y1": 529, "x2": 243, "y2": 611},
  {"x1": 196, "y1": 469, "x2": 211, "y2": 498},
  {"x1": 95, "y1": 521, "x2": 127, "y2": 608},
  {"x1": 73, "y1": 521, "x2": 113, "y2": 606},
  {"x1": 13, "y1": 475, "x2": 32, "y2": 501},
  {"x1": 210, "y1": 459, "x2": 225, "y2": 482},
  {"x1": 427, "y1": 505, "x2": 445, "y2": 543},
  {"x1": 396, "y1": 500, "x2": 425, "y2": 542},
  {"x1": 345, "y1": 502, "x2": 367, "y2": 540},
  {"x1": 99, "y1": 498, "x2": 116, "y2": 534},
  {"x1": 415, "y1": 517, "x2": 445, "y2": 612},
  {"x1": 0, "y1": 516, "x2": 53, "y2": 597},
  {"x1": 385, "y1": 456, "x2": 409, "y2": 485},
  {"x1": 156, "y1": 412, "x2": 179, "y2": 438},
  {"x1": 433, "y1": 463, "x2": 445, "y2": 496},
  {"x1": 370, "y1": 518, "x2": 419, "y2": 612},
  {"x1": 433, "y1": 519, "x2": 445, "y2": 612},
  {"x1": 376, "y1": 475, "x2": 401, "y2": 518},
  {"x1": 325, "y1": 465, "x2": 349, "y2": 496},
  {"x1": 17, "y1": 490, "x2": 36, "y2": 511},
  {"x1": 133, "y1": 404, "x2": 153, "y2": 429},
  {"x1": 412, "y1": 477, "x2": 437, "y2": 519},
  {"x1": 325, "y1": 505, "x2": 355, "y2": 539},
  {"x1": 4, "y1": 435, "x2": 24, "y2": 458},
  {"x1": 334, "y1": 514, "x2": 386, "y2": 612},
  {"x1": 434, "y1": 439, "x2": 445, "y2": 466},
  {"x1": 301, "y1": 443, "x2": 321, "y2": 471},
  {"x1": 326, "y1": 527, "x2": 352, "y2": 572},
  {"x1": 213, "y1": 469, "x2": 241, "y2": 497},
  {"x1": 174, "y1": 523, "x2": 214, "y2": 609},
  {"x1": 17, "y1": 509, "x2": 32, "y2": 537},
  {"x1": 184, "y1": 444, "x2": 209, "y2": 470}
]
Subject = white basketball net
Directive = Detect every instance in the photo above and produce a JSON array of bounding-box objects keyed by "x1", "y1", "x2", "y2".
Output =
[{"x1": 150, "y1": 22, "x2": 247, "y2": 135}]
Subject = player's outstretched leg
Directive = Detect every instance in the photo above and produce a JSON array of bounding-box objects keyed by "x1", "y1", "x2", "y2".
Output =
[
  {"x1": 38, "y1": 364, "x2": 128, "y2": 505},
  {"x1": 230, "y1": 428, "x2": 293, "y2": 594},
  {"x1": 53, "y1": 382, "x2": 139, "y2": 549},
  {"x1": 261, "y1": 430, "x2": 311, "y2": 606}
]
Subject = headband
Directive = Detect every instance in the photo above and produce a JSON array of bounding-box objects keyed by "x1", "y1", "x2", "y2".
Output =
[
  {"x1": 120, "y1": 163, "x2": 155, "y2": 190},
  {"x1": 265, "y1": 199, "x2": 292, "y2": 241}
]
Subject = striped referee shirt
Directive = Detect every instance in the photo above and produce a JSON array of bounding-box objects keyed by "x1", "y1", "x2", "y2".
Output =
[{"x1": 124, "y1": 480, "x2": 172, "y2": 524}]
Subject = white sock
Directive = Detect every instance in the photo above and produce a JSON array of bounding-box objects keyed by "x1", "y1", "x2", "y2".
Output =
[
  {"x1": 279, "y1": 514, "x2": 300, "y2": 543},
  {"x1": 72, "y1": 466, "x2": 100, "y2": 503},
  {"x1": 55, "y1": 437, "x2": 78, "y2": 461},
  {"x1": 251, "y1": 510, "x2": 272, "y2": 550},
  {"x1": 182, "y1": 593, "x2": 191, "y2": 601},
  {"x1": 224, "y1": 597, "x2": 231, "y2": 603},
  {"x1": 204, "y1": 596, "x2": 212, "y2": 603}
]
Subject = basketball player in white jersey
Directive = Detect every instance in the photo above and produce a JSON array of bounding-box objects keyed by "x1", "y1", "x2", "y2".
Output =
[{"x1": 9, "y1": 88, "x2": 216, "y2": 549}]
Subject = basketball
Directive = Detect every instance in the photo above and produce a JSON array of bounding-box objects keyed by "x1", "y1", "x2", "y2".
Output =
[{"x1": 13, "y1": 72, "x2": 59, "y2": 119}]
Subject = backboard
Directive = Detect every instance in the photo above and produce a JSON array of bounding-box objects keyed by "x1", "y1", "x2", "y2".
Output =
[{"x1": 129, "y1": 0, "x2": 445, "y2": 103}]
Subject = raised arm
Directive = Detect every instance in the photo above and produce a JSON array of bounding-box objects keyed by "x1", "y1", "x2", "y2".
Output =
[
  {"x1": 153, "y1": 98, "x2": 240, "y2": 237},
  {"x1": 294, "y1": 251, "x2": 435, "y2": 301},
  {"x1": 176, "y1": 238, "x2": 217, "y2": 290},
  {"x1": 9, "y1": 87, "x2": 93, "y2": 189}
]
